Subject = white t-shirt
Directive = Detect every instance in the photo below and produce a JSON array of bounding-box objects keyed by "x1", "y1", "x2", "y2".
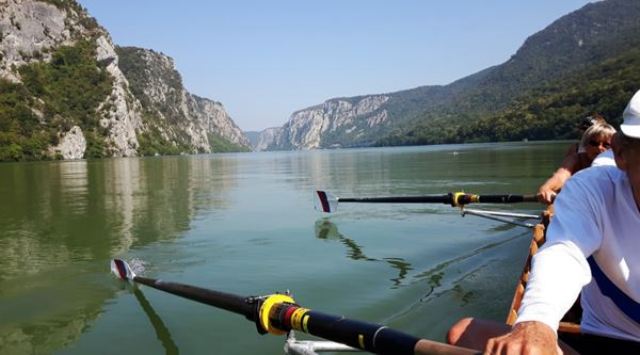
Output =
[
  {"x1": 516, "y1": 166, "x2": 640, "y2": 341},
  {"x1": 592, "y1": 149, "x2": 616, "y2": 167}
]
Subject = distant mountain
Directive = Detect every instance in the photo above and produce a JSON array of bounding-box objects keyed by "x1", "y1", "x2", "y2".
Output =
[
  {"x1": 427, "y1": 46, "x2": 640, "y2": 145},
  {"x1": 244, "y1": 131, "x2": 260, "y2": 149},
  {"x1": 257, "y1": 0, "x2": 640, "y2": 150},
  {"x1": 0, "y1": 0, "x2": 249, "y2": 161}
]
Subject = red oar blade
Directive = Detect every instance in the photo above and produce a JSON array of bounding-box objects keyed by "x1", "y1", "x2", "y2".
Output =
[
  {"x1": 111, "y1": 258, "x2": 136, "y2": 281},
  {"x1": 314, "y1": 190, "x2": 338, "y2": 213}
]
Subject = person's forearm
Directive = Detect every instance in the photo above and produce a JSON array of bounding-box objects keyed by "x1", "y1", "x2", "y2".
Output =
[
  {"x1": 538, "y1": 168, "x2": 572, "y2": 193},
  {"x1": 515, "y1": 243, "x2": 591, "y2": 331}
]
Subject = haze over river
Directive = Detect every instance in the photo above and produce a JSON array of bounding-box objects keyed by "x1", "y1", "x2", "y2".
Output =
[{"x1": 0, "y1": 142, "x2": 567, "y2": 354}]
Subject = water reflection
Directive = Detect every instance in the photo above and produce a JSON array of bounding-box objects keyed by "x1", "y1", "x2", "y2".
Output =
[
  {"x1": 133, "y1": 288, "x2": 180, "y2": 355},
  {"x1": 314, "y1": 219, "x2": 412, "y2": 288},
  {"x1": 0, "y1": 156, "x2": 238, "y2": 353},
  {"x1": 414, "y1": 234, "x2": 523, "y2": 305},
  {"x1": 60, "y1": 160, "x2": 89, "y2": 215},
  {"x1": 278, "y1": 143, "x2": 558, "y2": 198}
]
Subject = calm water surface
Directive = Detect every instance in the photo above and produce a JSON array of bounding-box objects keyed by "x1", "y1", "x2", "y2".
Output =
[{"x1": 0, "y1": 142, "x2": 567, "y2": 354}]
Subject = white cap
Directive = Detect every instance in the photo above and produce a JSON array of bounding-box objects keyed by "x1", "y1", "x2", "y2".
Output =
[{"x1": 621, "y1": 90, "x2": 640, "y2": 139}]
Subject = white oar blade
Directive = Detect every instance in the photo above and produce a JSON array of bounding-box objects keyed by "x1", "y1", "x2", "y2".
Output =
[
  {"x1": 314, "y1": 190, "x2": 338, "y2": 213},
  {"x1": 111, "y1": 259, "x2": 136, "y2": 280}
]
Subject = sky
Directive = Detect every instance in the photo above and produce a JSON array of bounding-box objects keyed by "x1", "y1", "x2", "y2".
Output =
[{"x1": 77, "y1": 0, "x2": 594, "y2": 132}]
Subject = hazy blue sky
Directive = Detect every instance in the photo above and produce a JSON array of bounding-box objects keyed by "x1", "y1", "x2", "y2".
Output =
[{"x1": 77, "y1": 0, "x2": 593, "y2": 132}]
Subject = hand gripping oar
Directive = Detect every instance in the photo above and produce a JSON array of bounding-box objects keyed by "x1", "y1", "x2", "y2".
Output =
[
  {"x1": 111, "y1": 259, "x2": 478, "y2": 355},
  {"x1": 314, "y1": 190, "x2": 538, "y2": 213}
]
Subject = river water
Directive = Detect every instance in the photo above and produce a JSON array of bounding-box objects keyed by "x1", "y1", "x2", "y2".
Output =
[{"x1": 0, "y1": 142, "x2": 566, "y2": 354}]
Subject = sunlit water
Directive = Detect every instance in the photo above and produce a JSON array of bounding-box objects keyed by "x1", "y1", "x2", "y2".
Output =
[{"x1": 0, "y1": 142, "x2": 567, "y2": 354}]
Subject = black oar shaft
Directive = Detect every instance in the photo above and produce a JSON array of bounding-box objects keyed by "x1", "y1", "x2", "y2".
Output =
[
  {"x1": 118, "y1": 268, "x2": 478, "y2": 354},
  {"x1": 268, "y1": 304, "x2": 477, "y2": 355},
  {"x1": 339, "y1": 194, "x2": 537, "y2": 206},
  {"x1": 339, "y1": 196, "x2": 450, "y2": 204},
  {"x1": 133, "y1": 276, "x2": 254, "y2": 318},
  {"x1": 476, "y1": 194, "x2": 537, "y2": 203}
]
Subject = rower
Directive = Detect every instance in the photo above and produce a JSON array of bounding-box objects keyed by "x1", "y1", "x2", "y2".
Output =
[
  {"x1": 447, "y1": 89, "x2": 640, "y2": 354},
  {"x1": 537, "y1": 116, "x2": 616, "y2": 204}
]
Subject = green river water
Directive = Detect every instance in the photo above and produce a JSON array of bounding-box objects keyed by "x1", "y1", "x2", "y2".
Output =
[{"x1": 0, "y1": 142, "x2": 567, "y2": 354}]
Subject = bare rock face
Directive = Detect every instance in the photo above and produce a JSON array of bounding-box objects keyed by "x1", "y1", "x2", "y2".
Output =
[
  {"x1": 116, "y1": 47, "x2": 250, "y2": 153},
  {"x1": 50, "y1": 125, "x2": 86, "y2": 159},
  {"x1": 193, "y1": 96, "x2": 251, "y2": 148},
  {"x1": 0, "y1": 0, "x2": 75, "y2": 81},
  {"x1": 95, "y1": 35, "x2": 142, "y2": 157},
  {"x1": 254, "y1": 127, "x2": 285, "y2": 151},
  {"x1": 259, "y1": 95, "x2": 389, "y2": 150},
  {"x1": 0, "y1": 0, "x2": 247, "y2": 159},
  {"x1": 0, "y1": 0, "x2": 143, "y2": 158}
]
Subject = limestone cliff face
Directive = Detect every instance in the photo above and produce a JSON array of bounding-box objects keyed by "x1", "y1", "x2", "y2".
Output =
[
  {"x1": 0, "y1": 0, "x2": 248, "y2": 160},
  {"x1": 114, "y1": 47, "x2": 250, "y2": 153},
  {"x1": 258, "y1": 95, "x2": 389, "y2": 151},
  {"x1": 192, "y1": 95, "x2": 250, "y2": 148},
  {"x1": 0, "y1": 0, "x2": 77, "y2": 82},
  {"x1": 94, "y1": 35, "x2": 143, "y2": 157},
  {"x1": 0, "y1": 0, "x2": 142, "y2": 158},
  {"x1": 254, "y1": 127, "x2": 285, "y2": 151}
]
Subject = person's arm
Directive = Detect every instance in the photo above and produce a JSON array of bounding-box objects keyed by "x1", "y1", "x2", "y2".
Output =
[
  {"x1": 488, "y1": 172, "x2": 603, "y2": 353},
  {"x1": 537, "y1": 149, "x2": 581, "y2": 204}
]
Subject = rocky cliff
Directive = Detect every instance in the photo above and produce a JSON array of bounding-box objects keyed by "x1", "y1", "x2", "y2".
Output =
[
  {"x1": 0, "y1": 0, "x2": 249, "y2": 161},
  {"x1": 257, "y1": 95, "x2": 389, "y2": 151},
  {"x1": 116, "y1": 47, "x2": 250, "y2": 154}
]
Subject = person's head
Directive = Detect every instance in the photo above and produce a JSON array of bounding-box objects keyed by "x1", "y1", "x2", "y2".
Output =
[
  {"x1": 578, "y1": 113, "x2": 607, "y2": 132},
  {"x1": 613, "y1": 90, "x2": 640, "y2": 193},
  {"x1": 579, "y1": 122, "x2": 616, "y2": 160}
]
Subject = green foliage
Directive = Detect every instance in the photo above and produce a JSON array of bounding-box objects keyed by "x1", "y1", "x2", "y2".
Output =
[
  {"x1": 20, "y1": 40, "x2": 113, "y2": 128},
  {"x1": 84, "y1": 130, "x2": 106, "y2": 159},
  {"x1": 0, "y1": 39, "x2": 112, "y2": 162},
  {"x1": 208, "y1": 133, "x2": 251, "y2": 153},
  {"x1": 372, "y1": 0, "x2": 640, "y2": 146},
  {"x1": 0, "y1": 80, "x2": 51, "y2": 161},
  {"x1": 378, "y1": 47, "x2": 640, "y2": 146},
  {"x1": 137, "y1": 129, "x2": 188, "y2": 157}
]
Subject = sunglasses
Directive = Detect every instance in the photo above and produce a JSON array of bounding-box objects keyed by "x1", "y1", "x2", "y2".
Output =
[{"x1": 588, "y1": 140, "x2": 611, "y2": 149}]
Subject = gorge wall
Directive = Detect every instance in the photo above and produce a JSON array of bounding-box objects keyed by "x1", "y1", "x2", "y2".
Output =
[{"x1": 0, "y1": 0, "x2": 250, "y2": 161}]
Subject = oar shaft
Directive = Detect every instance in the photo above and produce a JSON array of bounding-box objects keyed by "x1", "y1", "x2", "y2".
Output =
[
  {"x1": 133, "y1": 276, "x2": 254, "y2": 318},
  {"x1": 120, "y1": 269, "x2": 479, "y2": 354},
  {"x1": 475, "y1": 194, "x2": 537, "y2": 203},
  {"x1": 339, "y1": 196, "x2": 451, "y2": 204},
  {"x1": 338, "y1": 194, "x2": 537, "y2": 206},
  {"x1": 268, "y1": 303, "x2": 478, "y2": 355}
]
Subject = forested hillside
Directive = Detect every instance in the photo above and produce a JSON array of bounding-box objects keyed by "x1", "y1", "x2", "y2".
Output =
[
  {"x1": 379, "y1": 47, "x2": 640, "y2": 145},
  {"x1": 258, "y1": 0, "x2": 640, "y2": 150}
]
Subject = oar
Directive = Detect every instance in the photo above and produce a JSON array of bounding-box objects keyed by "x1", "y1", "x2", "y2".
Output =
[
  {"x1": 111, "y1": 259, "x2": 478, "y2": 355},
  {"x1": 314, "y1": 190, "x2": 538, "y2": 213}
]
